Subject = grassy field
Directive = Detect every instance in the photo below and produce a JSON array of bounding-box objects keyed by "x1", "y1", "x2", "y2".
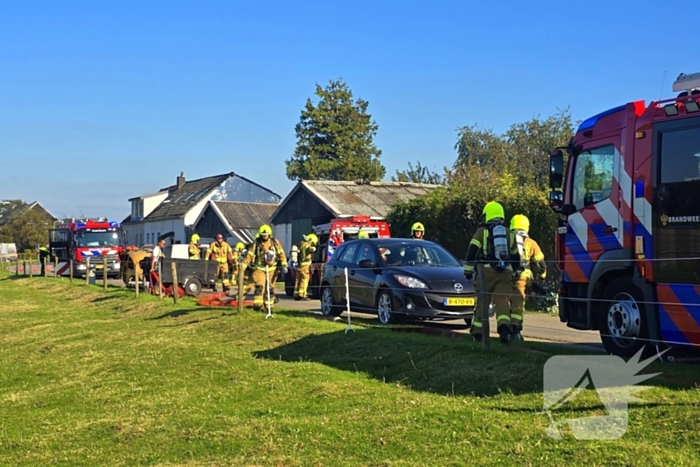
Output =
[{"x1": 1, "y1": 273, "x2": 699, "y2": 466}]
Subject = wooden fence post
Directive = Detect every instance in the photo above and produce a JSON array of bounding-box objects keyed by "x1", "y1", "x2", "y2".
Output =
[
  {"x1": 171, "y1": 261, "x2": 178, "y2": 304},
  {"x1": 85, "y1": 258, "x2": 91, "y2": 285},
  {"x1": 29, "y1": 260, "x2": 33, "y2": 278},
  {"x1": 103, "y1": 256, "x2": 108, "y2": 292},
  {"x1": 158, "y1": 261, "x2": 163, "y2": 300},
  {"x1": 43, "y1": 257, "x2": 47, "y2": 278},
  {"x1": 54, "y1": 257, "x2": 58, "y2": 279},
  {"x1": 135, "y1": 261, "x2": 140, "y2": 298},
  {"x1": 477, "y1": 262, "x2": 489, "y2": 350},
  {"x1": 238, "y1": 262, "x2": 245, "y2": 313},
  {"x1": 69, "y1": 260, "x2": 73, "y2": 283}
]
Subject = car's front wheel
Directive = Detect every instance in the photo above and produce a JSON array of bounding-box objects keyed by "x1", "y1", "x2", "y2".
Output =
[
  {"x1": 321, "y1": 285, "x2": 342, "y2": 317},
  {"x1": 377, "y1": 290, "x2": 399, "y2": 325}
]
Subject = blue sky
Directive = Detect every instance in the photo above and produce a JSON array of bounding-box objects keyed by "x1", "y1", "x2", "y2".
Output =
[{"x1": 1, "y1": 0, "x2": 696, "y2": 221}]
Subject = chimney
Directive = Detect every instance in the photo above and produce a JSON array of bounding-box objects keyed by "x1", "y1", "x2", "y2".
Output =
[{"x1": 177, "y1": 172, "x2": 186, "y2": 189}]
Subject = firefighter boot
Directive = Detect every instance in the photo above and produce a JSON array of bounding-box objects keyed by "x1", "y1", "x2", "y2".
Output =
[{"x1": 498, "y1": 325, "x2": 511, "y2": 344}]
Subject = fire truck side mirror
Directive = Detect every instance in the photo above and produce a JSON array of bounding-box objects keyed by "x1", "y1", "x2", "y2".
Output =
[
  {"x1": 549, "y1": 190, "x2": 564, "y2": 213},
  {"x1": 549, "y1": 149, "x2": 564, "y2": 189}
]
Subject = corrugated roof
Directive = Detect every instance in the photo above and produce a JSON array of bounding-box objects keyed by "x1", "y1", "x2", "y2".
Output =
[
  {"x1": 145, "y1": 173, "x2": 232, "y2": 221},
  {"x1": 301, "y1": 180, "x2": 439, "y2": 217},
  {"x1": 211, "y1": 201, "x2": 279, "y2": 229}
]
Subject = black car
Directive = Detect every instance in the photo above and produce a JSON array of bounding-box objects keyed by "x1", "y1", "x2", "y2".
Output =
[{"x1": 319, "y1": 238, "x2": 476, "y2": 325}]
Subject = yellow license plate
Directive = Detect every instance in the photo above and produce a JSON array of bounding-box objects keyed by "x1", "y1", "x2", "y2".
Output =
[
  {"x1": 443, "y1": 297, "x2": 475, "y2": 306},
  {"x1": 96, "y1": 265, "x2": 104, "y2": 269}
]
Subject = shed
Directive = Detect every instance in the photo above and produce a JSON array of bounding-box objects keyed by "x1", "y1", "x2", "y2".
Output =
[{"x1": 193, "y1": 201, "x2": 279, "y2": 246}]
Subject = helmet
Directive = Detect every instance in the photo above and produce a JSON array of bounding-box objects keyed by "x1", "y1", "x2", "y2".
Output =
[
  {"x1": 306, "y1": 233, "x2": 319, "y2": 244},
  {"x1": 191, "y1": 233, "x2": 200, "y2": 243},
  {"x1": 258, "y1": 224, "x2": 272, "y2": 236},
  {"x1": 235, "y1": 242, "x2": 245, "y2": 251},
  {"x1": 411, "y1": 222, "x2": 425, "y2": 232},
  {"x1": 510, "y1": 214, "x2": 530, "y2": 233},
  {"x1": 483, "y1": 201, "x2": 505, "y2": 223},
  {"x1": 358, "y1": 231, "x2": 369, "y2": 239}
]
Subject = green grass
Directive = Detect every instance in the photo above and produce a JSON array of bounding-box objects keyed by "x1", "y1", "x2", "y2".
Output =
[{"x1": 1, "y1": 273, "x2": 699, "y2": 466}]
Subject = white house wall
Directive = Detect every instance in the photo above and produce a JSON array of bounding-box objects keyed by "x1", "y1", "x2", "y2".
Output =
[
  {"x1": 143, "y1": 219, "x2": 185, "y2": 244},
  {"x1": 143, "y1": 192, "x2": 169, "y2": 218}
]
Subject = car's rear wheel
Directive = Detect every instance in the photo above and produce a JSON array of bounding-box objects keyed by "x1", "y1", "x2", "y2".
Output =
[
  {"x1": 377, "y1": 290, "x2": 399, "y2": 325},
  {"x1": 321, "y1": 285, "x2": 342, "y2": 317}
]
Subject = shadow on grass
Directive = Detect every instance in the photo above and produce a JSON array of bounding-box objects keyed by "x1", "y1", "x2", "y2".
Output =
[{"x1": 254, "y1": 322, "x2": 700, "y2": 397}]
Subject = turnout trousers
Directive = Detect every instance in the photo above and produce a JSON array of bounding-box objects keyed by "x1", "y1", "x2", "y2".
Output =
[
  {"x1": 470, "y1": 266, "x2": 516, "y2": 337},
  {"x1": 294, "y1": 263, "x2": 311, "y2": 298}
]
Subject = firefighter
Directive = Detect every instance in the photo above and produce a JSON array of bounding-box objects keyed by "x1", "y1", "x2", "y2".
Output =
[
  {"x1": 207, "y1": 234, "x2": 233, "y2": 292},
  {"x1": 411, "y1": 222, "x2": 425, "y2": 240},
  {"x1": 463, "y1": 201, "x2": 523, "y2": 343},
  {"x1": 358, "y1": 230, "x2": 370, "y2": 239},
  {"x1": 294, "y1": 233, "x2": 318, "y2": 301},
  {"x1": 39, "y1": 243, "x2": 51, "y2": 276},
  {"x1": 241, "y1": 224, "x2": 288, "y2": 311},
  {"x1": 228, "y1": 241, "x2": 246, "y2": 287},
  {"x1": 509, "y1": 214, "x2": 547, "y2": 340},
  {"x1": 188, "y1": 234, "x2": 201, "y2": 260}
]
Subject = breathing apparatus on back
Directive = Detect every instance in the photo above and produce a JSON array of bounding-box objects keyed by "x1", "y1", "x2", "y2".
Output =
[
  {"x1": 510, "y1": 214, "x2": 529, "y2": 265},
  {"x1": 483, "y1": 202, "x2": 509, "y2": 271}
]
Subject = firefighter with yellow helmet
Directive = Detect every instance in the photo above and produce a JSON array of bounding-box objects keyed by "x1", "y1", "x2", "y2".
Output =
[
  {"x1": 188, "y1": 234, "x2": 201, "y2": 260},
  {"x1": 294, "y1": 233, "x2": 318, "y2": 301},
  {"x1": 226, "y1": 241, "x2": 247, "y2": 287},
  {"x1": 509, "y1": 214, "x2": 546, "y2": 340},
  {"x1": 206, "y1": 234, "x2": 234, "y2": 292},
  {"x1": 411, "y1": 222, "x2": 425, "y2": 240},
  {"x1": 463, "y1": 201, "x2": 523, "y2": 343},
  {"x1": 357, "y1": 230, "x2": 370, "y2": 239},
  {"x1": 241, "y1": 224, "x2": 288, "y2": 311}
]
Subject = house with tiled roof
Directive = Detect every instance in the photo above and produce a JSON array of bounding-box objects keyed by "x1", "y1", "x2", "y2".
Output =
[
  {"x1": 122, "y1": 172, "x2": 281, "y2": 246},
  {"x1": 269, "y1": 180, "x2": 439, "y2": 254}
]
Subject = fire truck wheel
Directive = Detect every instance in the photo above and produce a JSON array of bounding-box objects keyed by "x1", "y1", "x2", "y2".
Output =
[
  {"x1": 599, "y1": 276, "x2": 649, "y2": 358},
  {"x1": 183, "y1": 277, "x2": 203, "y2": 296}
]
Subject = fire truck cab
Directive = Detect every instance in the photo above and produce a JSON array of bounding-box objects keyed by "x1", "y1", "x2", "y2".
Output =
[
  {"x1": 548, "y1": 71, "x2": 700, "y2": 356},
  {"x1": 285, "y1": 215, "x2": 391, "y2": 298},
  {"x1": 49, "y1": 219, "x2": 125, "y2": 278}
]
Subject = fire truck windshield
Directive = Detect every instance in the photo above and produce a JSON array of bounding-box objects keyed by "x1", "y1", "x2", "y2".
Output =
[{"x1": 76, "y1": 231, "x2": 120, "y2": 247}]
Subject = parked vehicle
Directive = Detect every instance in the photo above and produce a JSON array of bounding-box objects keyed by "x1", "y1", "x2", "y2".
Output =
[
  {"x1": 49, "y1": 219, "x2": 124, "y2": 278},
  {"x1": 319, "y1": 238, "x2": 476, "y2": 325},
  {"x1": 0, "y1": 243, "x2": 18, "y2": 262},
  {"x1": 548, "y1": 70, "x2": 700, "y2": 356},
  {"x1": 285, "y1": 215, "x2": 391, "y2": 298}
]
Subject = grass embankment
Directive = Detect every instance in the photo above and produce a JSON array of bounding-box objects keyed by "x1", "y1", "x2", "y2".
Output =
[{"x1": 1, "y1": 273, "x2": 699, "y2": 466}]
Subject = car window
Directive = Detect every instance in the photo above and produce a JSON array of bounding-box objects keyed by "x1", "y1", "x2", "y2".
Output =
[
  {"x1": 339, "y1": 243, "x2": 358, "y2": 263},
  {"x1": 378, "y1": 242, "x2": 459, "y2": 267},
  {"x1": 356, "y1": 242, "x2": 378, "y2": 264},
  {"x1": 330, "y1": 243, "x2": 346, "y2": 262}
]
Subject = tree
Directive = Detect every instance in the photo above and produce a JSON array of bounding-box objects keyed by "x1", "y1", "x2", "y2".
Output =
[
  {"x1": 392, "y1": 161, "x2": 446, "y2": 185},
  {"x1": 286, "y1": 78, "x2": 386, "y2": 181},
  {"x1": 0, "y1": 209, "x2": 53, "y2": 251}
]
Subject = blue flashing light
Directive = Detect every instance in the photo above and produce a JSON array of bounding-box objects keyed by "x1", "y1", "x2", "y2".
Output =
[
  {"x1": 109, "y1": 221, "x2": 119, "y2": 228},
  {"x1": 635, "y1": 180, "x2": 645, "y2": 198},
  {"x1": 76, "y1": 222, "x2": 86, "y2": 229},
  {"x1": 577, "y1": 104, "x2": 627, "y2": 132}
]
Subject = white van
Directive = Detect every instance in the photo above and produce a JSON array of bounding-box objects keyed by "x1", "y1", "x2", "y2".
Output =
[{"x1": 0, "y1": 243, "x2": 18, "y2": 261}]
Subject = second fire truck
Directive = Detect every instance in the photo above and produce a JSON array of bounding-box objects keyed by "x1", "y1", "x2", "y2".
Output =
[{"x1": 548, "y1": 71, "x2": 700, "y2": 356}]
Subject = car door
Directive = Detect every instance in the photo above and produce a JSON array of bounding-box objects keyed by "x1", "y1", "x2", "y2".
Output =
[
  {"x1": 332, "y1": 242, "x2": 360, "y2": 307},
  {"x1": 350, "y1": 241, "x2": 381, "y2": 312}
]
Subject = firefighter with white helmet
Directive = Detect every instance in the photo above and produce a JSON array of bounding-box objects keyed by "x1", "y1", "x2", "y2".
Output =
[
  {"x1": 509, "y1": 214, "x2": 546, "y2": 340},
  {"x1": 294, "y1": 233, "x2": 318, "y2": 301},
  {"x1": 411, "y1": 222, "x2": 425, "y2": 239},
  {"x1": 241, "y1": 224, "x2": 288, "y2": 311},
  {"x1": 463, "y1": 201, "x2": 523, "y2": 343},
  {"x1": 188, "y1": 234, "x2": 201, "y2": 260}
]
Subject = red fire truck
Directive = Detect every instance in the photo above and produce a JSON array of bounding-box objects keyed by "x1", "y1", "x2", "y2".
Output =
[
  {"x1": 548, "y1": 71, "x2": 700, "y2": 356},
  {"x1": 49, "y1": 219, "x2": 125, "y2": 278},
  {"x1": 285, "y1": 215, "x2": 391, "y2": 298}
]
